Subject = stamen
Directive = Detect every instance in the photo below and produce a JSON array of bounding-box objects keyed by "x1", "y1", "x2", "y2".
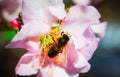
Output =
[
  {"x1": 66, "y1": 7, "x2": 70, "y2": 13},
  {"x1": 39, "y1": 56, "x2": 42, "y2": 59},
  {"x1": 57, "y1": 61, "x2": 61, "y2": 65},
  {"x1": 40, "y1": 62, "x2": 44, "y2": 66},
  {"x1": 55, "y1": 58, "x2": 61, "y2": 65}
]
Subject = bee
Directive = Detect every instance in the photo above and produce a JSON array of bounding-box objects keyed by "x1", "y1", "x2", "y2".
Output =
[{"x1": 48, "y1": 32, "x2": 70, "y2": 58}]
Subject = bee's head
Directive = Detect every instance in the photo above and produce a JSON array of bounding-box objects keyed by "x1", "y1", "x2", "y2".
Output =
[{"x1": 61, "y1": 31, "x2": 70, "y2": 41}]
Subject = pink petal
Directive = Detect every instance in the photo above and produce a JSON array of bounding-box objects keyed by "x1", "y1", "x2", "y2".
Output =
[
  {"x1": 80, "y1": 38, "x2": 100, "y2": 60},
  {"x1": 62, "y1": 21, "x2": 96, "y2": 50},
  {"x1": 48, "y1": 0, "x2": 66, "y2": 19},
  {"x1": 65, "y1": 49, "x2": 91, "y2": 74},
  {"x1": 21, "y1": 0, "x2": 65, "y2": 24},
  {"x1": 65, "y1": 42, "x2": 78, "y2": 67},
  {"x1": 15, "y1": 52, "x2": 40, "y2": 75},
  {"x1": 38, "y1": 65, "x2": 53, "y2": 77},
  {"x1": 38, "y1": 64, "x2": 79, "y2": 77},
  {"x1": 61, "y1": 5, "x2": 101, "y2": 49},
  {"x1": 21, "y1": 0, "x2": 46, "y2": 24},
  {"x1": 83, "y1": 27, "x2": 95, "y2": 41},
  {"x1": 74, "y1": 52, "x2": 91, "y2": 73},
  {"x1": 91, "y1": 22, "x2": 107, "y2": 38},
  {"x1": 64, "y1": 42, "x2": 90, "y2": 74},
  {"x1": 6, "y1": 20, "x2": 50, "y2": 50},
  {"x1": 72, "y1": 0, "x2": 91, "y2": 5},
  {"x1": 25, "y1": 21, "x2": 50, "y2": 37},
  {"x1": 79, "y1": 27, "x2": 100, "y2": 60},
  {"x1": 61, "y1": 22, "x2": 90, "y2": 49},
  {"x1": 65, "y1": 5, "x2": 101, "y2": 24},
  {"x1": 6, "y1": 40, "x2": 27, "y2": 49},
  {"x1": 25, "y1": 40, "x2": 41, "y2": 52},
  {"x1": 52, "y1": 65, "x2": 79, "y2": 77}
]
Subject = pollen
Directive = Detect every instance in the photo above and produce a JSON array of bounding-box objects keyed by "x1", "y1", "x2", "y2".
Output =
[
  {"x1": 57, "y1": 61, "x2": 61, "y2": 65},
  {"x1": 66, "y1": 7, "x2": 70, "y2": 13},
  {"x1": 55, "y1": 58, "x2": 61, "y2": 65},
  {"x1": 40, "y1": 62, "x2": 44, "y2": 66},
  {"x1": 39, "y1": 26, "x2": 62, "y2": 53},
  {"x1": 39, "y1": 56, "x2": 42, "y2": 59}
]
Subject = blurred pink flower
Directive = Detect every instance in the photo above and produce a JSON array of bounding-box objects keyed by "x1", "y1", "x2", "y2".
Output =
[
  {"x1": 10, "y1": 14, "x2": 23, "y2": 30},
  {"x1": 6, "y1": 0, "x2": 107, "y2": 77},
  {"x1": 0, "y1": 0, "x2": 22, "y2": 21}
]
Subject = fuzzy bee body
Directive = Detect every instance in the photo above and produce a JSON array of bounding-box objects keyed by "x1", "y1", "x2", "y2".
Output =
[
  {"x1": 48, "y1": 46, "x2": 61, "y2": 58},
  {"x1": 48, "y1": 32, "x2": 69, "y2": 58},
  {"x1": 58, "y1": 34, "x2": 69, "y2": 47}
]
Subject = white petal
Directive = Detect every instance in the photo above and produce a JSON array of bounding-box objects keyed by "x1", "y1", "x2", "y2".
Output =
[
  {"x1": 72, "y1": 0, "x2": 91, "y2": 5},
  {"x1": 16, "y1": 52, "x2": 40, "y2": 75},
  {"x1": 48, "y1": 0, "x2": 66, "y2": 19},
  {"x1": 80, "y1": 38, "x2": 100, "y2": 60},
  {"x1": 38, "y1": 65, "x2": 79, "y2": 77},
  {"x1": 65, "y1": 5, "x2": 101, "y2": 24},
  {"x1": 62, "y1": 22, "x2": 89, "y2": 49},
  {"x1": 74, "y1": 52, "x2": 91, "y2": 73},
  {"x1": 6, "y1": 20, "x2": 50, "y2": 50},
  {"x1": 22, "y1": 0, "x2": 66, "y2": 24},
  {"x1": 16, "y1": 64, "x2": 38, "y2": 75},
  {"x1": 91, "y1": 22, "x2": 107, "y2": 38}
]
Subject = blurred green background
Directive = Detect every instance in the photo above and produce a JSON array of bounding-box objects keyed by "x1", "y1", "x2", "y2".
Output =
[{"x1": 0, "y1": 0, "x2": 120, "y2": 77}]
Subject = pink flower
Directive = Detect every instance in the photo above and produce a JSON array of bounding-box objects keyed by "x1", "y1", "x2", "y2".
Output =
[
  {"x1": 10, "y1": 18, "x2": 23, "y2": 30},
  {"x1": 6, "y1": 0, "x2": 107, "y2": 77},
  {"x1": 10, "y1": 13, "x2": 23, "y2": 30}
]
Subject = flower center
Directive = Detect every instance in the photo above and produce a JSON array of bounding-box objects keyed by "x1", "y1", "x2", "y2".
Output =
[
  {"x1": 39, "y1": 25, "x2": 70, "y2": 66},
  {"x1": 40, "y1": 26, "x2": 70, "y2": 58}
]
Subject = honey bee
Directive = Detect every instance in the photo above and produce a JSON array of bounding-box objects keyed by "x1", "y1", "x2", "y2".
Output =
[{"x1": 48, "y1": 32, "x2": 70, "y2": 58}]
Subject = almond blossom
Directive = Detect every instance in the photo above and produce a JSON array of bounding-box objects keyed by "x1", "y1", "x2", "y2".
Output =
[{"x1": 6, "y1": 0, "x2": 107, "y2": 77}]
